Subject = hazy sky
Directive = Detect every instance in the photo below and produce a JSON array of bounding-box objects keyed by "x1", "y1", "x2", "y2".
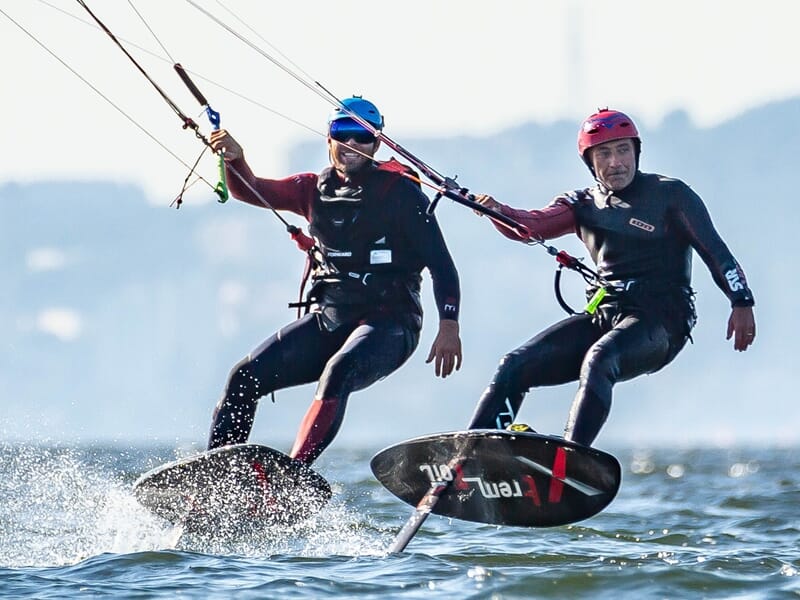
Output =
[
  {"x1": 2, "y1": 0, "x2": 799, "y2": 200},
  {"x1": 2, "y1": 1, "x2": 799, "y2": 447}
]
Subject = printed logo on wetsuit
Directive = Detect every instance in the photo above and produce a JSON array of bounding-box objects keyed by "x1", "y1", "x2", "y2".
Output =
[
  {"x1": 370, "y1": 249, "x2": 392, "y2": 264},
  {"x1": 629, "y1": 218, "x2": 655, "y2": 233},
  {"x1": 327, "y1": 251, "x2": 352, "y2": 257},
  {"x1": 725, "y1": 268, "x2": 745, "y2": 292},
  {"x1": 608, "y1": 196, "x2": 630, "y2": 209}
]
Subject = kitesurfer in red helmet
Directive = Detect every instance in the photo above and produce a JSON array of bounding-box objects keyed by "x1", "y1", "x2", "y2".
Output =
[{"x1": 467, "y1": 108, "x2": 755, "y2": 446}]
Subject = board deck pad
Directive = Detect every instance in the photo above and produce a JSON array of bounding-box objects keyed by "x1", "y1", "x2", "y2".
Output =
[
  {"x1": 133, "y1": 444, "x2": 331, "y2": 534},
  {"x1": 371, "y1": 430, "x2": 621, "y2": 527}
]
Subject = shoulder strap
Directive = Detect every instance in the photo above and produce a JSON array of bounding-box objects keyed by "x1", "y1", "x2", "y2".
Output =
[
  {"x1": 376, "y1": 158, "x2": 421, "y2": 190},
  {"x1": 370, "y1": 158, "x2": 422, "y2": 201}
]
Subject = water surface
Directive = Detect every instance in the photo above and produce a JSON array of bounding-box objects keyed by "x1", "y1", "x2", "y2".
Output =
[{"x1": 1, "y1": 443, "x2": 798, "y2": 598}]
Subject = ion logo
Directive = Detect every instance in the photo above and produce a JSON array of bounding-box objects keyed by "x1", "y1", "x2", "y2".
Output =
[{"x1": 629, "y1": 218, "x2": 655, "y2": 232}]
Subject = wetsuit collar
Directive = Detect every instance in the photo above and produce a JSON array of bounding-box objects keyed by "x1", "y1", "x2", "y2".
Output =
[
  {"x1": 333, "y1": 161, "x2": 378, "y2": 185},
  {"x1": 319, "y1": 163, "x2": 379, "y2": 202},
  {"x1": 597, "y1": 170, "x2": 643, "y2": 197}
]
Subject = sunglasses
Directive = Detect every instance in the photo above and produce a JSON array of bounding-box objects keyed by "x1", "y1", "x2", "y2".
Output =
[{"x1": 329, "y1": 119, "x2": 378, "y2": 144}]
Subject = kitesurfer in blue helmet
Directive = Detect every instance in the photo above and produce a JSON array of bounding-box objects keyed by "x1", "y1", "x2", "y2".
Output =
[
  {"x1": 206, "y1": 96, "x2": 462, "y2": 464},
  {"x1": 467, "y1": 108, "x2": 756, "y2": 446}
]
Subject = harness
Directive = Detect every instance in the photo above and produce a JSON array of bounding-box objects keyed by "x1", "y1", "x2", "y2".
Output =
[{"x1": 288, "y1": 160, "x2": 421, "y2": 319}]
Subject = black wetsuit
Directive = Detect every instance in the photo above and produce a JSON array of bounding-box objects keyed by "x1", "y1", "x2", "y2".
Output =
[
  {"x1": 208, "y1": 160, "x2": 460, "y2": 463},
  {"x1": 468, "y1": 171, "x2": 754, "y2": 445}
]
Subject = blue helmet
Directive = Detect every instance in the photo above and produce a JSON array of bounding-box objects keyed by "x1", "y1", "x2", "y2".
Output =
[{"x1": 328, "y1": 96, "x2": 384, "y2": 130}]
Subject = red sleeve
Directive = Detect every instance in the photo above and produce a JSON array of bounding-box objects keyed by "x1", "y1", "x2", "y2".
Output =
[
  {"x1": 490, "y1": 198, "x2": 576, "y2": 242},
  {"x1": 225, "y1": 157, "x2": 317, "y2": 221}
]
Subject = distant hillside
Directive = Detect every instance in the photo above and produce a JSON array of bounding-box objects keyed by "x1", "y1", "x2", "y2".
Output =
[{"x1": 2, "y1": 98, "x2": 798, "y2": 448}]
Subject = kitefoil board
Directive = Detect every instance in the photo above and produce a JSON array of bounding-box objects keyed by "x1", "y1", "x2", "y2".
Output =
[
  {"x1": 133, "y1": 444, "x2": 331, "y2": 534},
  {"x1": 371, "y1": 429, "x2": 620, "y2": 527}
]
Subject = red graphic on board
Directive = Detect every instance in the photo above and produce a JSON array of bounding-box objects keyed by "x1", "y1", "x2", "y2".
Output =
[
  {"x1": 251, "y1": 460, "x2": 278, "y2": 514},
  {"x1": 452, "y1": 463, "x2": 469, "y2": 491},
  {"x1": 548, "y1": 447, "x2": 567, "y2": 503},
  {"x1": 521, "y1": 474, "x2": 542, "y2": 507}
]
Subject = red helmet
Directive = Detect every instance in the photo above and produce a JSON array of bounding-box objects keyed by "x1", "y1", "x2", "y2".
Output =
[{"x1": 577, "y1": 108, "x2": 640, "y2": 161}]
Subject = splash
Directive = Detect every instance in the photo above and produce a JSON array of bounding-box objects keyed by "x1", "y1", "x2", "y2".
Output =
[
  {"x1": 172, "y1": 498, "x2": 387, "y2": 557},
  {"x1": 0, "y1": 444, "x2": 385, "y2": 567},
  {"x1": 0, "y1": 444, "x2": 173, "y2": 567}
]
